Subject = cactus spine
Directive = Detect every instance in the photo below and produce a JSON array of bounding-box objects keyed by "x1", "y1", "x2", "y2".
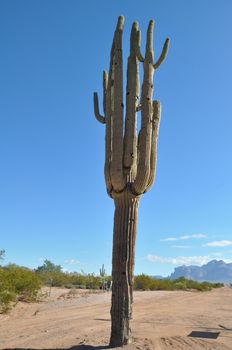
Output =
[{"x1": 94, "y1": 16, "x2": 169, "y2": 347}]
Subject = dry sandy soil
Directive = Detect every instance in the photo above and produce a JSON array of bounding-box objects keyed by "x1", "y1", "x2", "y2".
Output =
[{"x1": 0, "y1": 286, "x2": 232, "y2": 350}]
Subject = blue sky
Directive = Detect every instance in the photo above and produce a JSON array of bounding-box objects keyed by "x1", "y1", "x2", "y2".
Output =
[{"x1": 0, "y1": 0, "x2": 232, "y2": 276}]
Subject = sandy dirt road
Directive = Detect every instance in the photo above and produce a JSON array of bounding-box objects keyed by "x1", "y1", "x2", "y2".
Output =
[{"x1": 0, "y1": 287, "x2": 232, "y2": 350}]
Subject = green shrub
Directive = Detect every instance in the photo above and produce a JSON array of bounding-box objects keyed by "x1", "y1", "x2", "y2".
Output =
[
  {"x1": 0, "y1": 265, "x2": 42, "y2": 313},
  {"x1": 67, "y1": 273, "x2": 89, "y2": 287},
  {"x1": 134, "y1": 274, "x2": 224, "y2": 292},
  {"x1": 85, "y1": 274, "x2": 102, "y2": 289},
  {"x1": 0, "y1": 268, "x2": 16, "y2": 313},
  {"x1": 134, "y1": 274, "x2": 152, "y2": 290},
  {"x1": 213, "y1": 282, "x2": 224, "y2": 288},
  {"x1": 36, "y1": 270, "x2": 103, "y2": 289},
  {"x1": 36, "y1": 270, "x2": 69, "y2": 287}
]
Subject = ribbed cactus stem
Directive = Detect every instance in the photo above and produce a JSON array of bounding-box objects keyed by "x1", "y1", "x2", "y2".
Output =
[
  {"x1": 132, "y1": 21, "x2": 155, "y2": 195},
  {"x1": 136, "y1": 30, "x2": 145, "y2": 63},
  {"x1": 124, "y1": 22, "x2": 139, "y2": 177},
  {"x1": 145, "y1": 100, "x2": 161, "y2": 193},
  {"x1": 93, "y1": 92, "x2": 106, "y2": 124},
  {"x1": 104, "y1": 29, "x2": 115, "y2": 194},
  {"x1": 104, "y1": 70, "x2": 112, "y2": 194},
  {"x1": 93, "y1": 16, "x2": 169, "y2": 347},
  {"x1": 110, "y1": 192, "x2": 140, "y2": 347},
  {"x1": 111, "y1": 16, "x2": 126, "y2": 192},
  {"x1": 145, "y1": 20, "x2": 154, "y2": 62},
  {"x1": 104, "y1": 103, "x2": 112, "y2": 194},
  {"x1": 153, "y1": 38, "x2": 170, "y2": 69}
]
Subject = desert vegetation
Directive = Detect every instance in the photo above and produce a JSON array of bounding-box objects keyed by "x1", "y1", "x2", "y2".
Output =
[
  {"x1": 0, "y1": 253, "x2": 224, "y2": 314},
  {"x1": 134, "y1": 274, "x2": 223, "y2": 291},
  {"x1": 0, "y1": 257, "x2": 111, "y2": 313},
  {"x1": 0, "y1": 264, "x2": 41, "y2": 313}
]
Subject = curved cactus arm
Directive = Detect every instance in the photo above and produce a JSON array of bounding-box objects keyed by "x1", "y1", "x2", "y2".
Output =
[
  {"x1": 124, "y1": 21, "x2": 140, "y2": 178},
  {"x1": 110, "y1": 16, "x2": 126, "y2": 192},
  {"x1": 93, "y1": 70, "x2": 109, "y2": 125},
  {"x1": 93, "y1": 92, "x2": 106, "y2": 124},
  {"x1": 144, "y1": 100, "x2": 161, "y2": 193},
  {"x1": 132, "y1": 123, "x2": 153, "y2": 195},
  {"x1": 153, "y1": 38, "x2": 170, "y2": 70},
  {"x1": 132, "y1": 20, "x2": 155, "y2": 195},
  {"x1": 135, "y1": 30, "x2": 145, "y2": 63}
]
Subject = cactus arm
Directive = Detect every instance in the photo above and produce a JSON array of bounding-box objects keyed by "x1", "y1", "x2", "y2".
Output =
[
  {"x1": 153, "y1": 38, "x2": 170, "y2": 70},
  {"x1": 102, "y1": 70, "x2": 113, "y2": 194},
  {"x1": 144, "y1": 100, "x2": 161, "y2": 193},
  {"x1": 93, "y1": 70, "x2": 109, "y2": 125},
  {"x1": 145, "y1": 20, "x2": 155, "y2": 62},
  {"x1": 135, "y1": 30, "x2": 145, "y2": 62},
  {"x1": 132, "y1": 20, "x2": 155, "y2": 195},
  {"x1": 110, "y1": 16, "x2": 126, "y2": 192},
  {"x1": 123, "y1": 22, "x2": 139, "y2": 178},
  {"x1": 93, "y1": 92, "x2": 106, "y2": 124},
  {"x1": 104, "y1": 36, "x2": 116, "y2": 194}
]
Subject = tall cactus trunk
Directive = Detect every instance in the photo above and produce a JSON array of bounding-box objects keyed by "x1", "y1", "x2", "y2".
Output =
[
  {"x1": 94, "y1": 16, "x2": 169, "y2": 347},
  {"x1": 110, "y1": 192, "x2": 139, "y2": 347}
]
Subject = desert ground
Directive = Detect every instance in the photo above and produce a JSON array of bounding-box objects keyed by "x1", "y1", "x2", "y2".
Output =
[{"x1": 0, "y1": 286, "x2": 232, "y2": 350}]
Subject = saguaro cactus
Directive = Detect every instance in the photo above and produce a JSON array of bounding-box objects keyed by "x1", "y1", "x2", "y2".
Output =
[{"x1": 94, "y1": 16, "x2": 169, "y2": 347}]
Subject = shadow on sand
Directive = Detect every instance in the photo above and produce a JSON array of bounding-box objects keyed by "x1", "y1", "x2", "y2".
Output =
[
  {"x1": 3, "y1": 346, "x2": 110, "y2": 350},
  {"x1": 188, "y1": 331, "x2": 220, "y2": 339}
]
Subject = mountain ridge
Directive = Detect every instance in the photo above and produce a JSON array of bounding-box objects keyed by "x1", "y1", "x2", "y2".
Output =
[{"x1": 168, "y1": 259, "x2": 232, "y2": 283}]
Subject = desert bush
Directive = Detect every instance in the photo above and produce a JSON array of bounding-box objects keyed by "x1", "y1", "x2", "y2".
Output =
[
  {"x1": 67, "y1": 273, "x2": 89, "y2": 287},
  {"x1": 37, "y1": 270, "x2": 69, "y2": 287},
  {"x1": 83, "y1": 273, "x2": 101, "y2": 289},
  {"x1": 0, "y1": 289, "x2": 16, "y2": 313},
  {"x1": 36, "y1": 260, "x2": 112, "y2": 290},
  {"x1": 134, "y1": 274, "x2": 224, "y2": 292},
  {"x1": 3, "y1": 264, "x2": 41, "y2": 301},
  {"x1": 0, "y1": 265, "x2": 41, "y2": 313},
  {"x1": 134, "y1": 274, "x2": 152, "y2": 290},
  {"x1": 67, "y1": 272, "x2": 108, "y2": 290},
  {"x1": 35, "y1": 260, "x2": 68, "y2": 287},
  {"x1": 134, "y1": 275, "x2": 175, "y2": 291},
  {"x1": 173, "y1": 277, "x2": 188, "y2": 290},
  {"x1": 0, "y1": 269, "x2": 16, "y2": 313},
  {"x1": 36, "y1": 268, "x2": 103, "y2": 290},
  {"x1": 211, "y1": 282, "x2": 224, "y2": 288}
]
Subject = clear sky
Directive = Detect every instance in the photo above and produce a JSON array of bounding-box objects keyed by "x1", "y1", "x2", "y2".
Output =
[{"x1": 1, "y1": 0, "x2": 232, "y2": 277}]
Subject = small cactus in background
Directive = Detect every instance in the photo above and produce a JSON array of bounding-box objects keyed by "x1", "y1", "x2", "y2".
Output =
[
  {"x1": 94, "y1": 16, "x2": 169, "y2": 347},
  {"x1": 100, "y1": 264, "x2": 106, "y2": 290},
  {"x1": 100, "y1": 264, "x2": 106, "y2": 278}
]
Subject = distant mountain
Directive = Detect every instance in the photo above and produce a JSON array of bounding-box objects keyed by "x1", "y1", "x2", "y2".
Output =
[
  {"x1": 153, "y1": 275, "x2": 167, "y2": 280},
  {"x1": 169, "y1": 260, "x2": 232, "y2": 283}
]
